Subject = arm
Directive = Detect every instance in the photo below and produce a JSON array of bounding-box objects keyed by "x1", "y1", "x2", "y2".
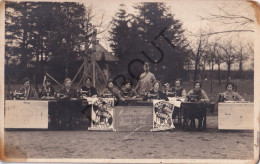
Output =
[
  {"x1": 234, "y1": 92, "x2": 245, "y2": 102},
  {"x1": 201, "y1": 90, "x2": 209, "y2": 102}
]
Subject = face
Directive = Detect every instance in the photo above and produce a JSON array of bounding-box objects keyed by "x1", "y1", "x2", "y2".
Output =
[
  {"x1": 86, "y1": 79, "x2": 92, "y2": 86},
  {"x1": 125, "y1": 83, "x2": 131, "y2": 89},
  {"x1": 194, "y1": 83, "x2": 200, "y2": 90},
  {"x1": 143, "y1": 65, "x2": 149, "y2": 72},
  {"x1": 24, "y1": 81, "x2": 30, "y2": 89},
  {"x1": 175, "y1": 80, "x2": 181, "y2": 87},
  {"x1": 65, "y1": 80, "x2": 72, "y2": 88},
  {"x1": 227, "y1": 84, "x2": 233, "y2": 92},
  {"x1": 46, "y1": 81, "x2": 51, "y2": 87},
  {"x1": 165, "y1": 85, "x2": 170, "y2": 91},
  {"x1": 154, "y1": 83, "x2": 159, "y2": 90},
  {"x1": 108, "y1": 82, "x2": 113, "y2": 88}
]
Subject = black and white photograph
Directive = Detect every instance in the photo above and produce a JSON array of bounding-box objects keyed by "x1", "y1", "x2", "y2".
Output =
[{"x1": 0, "y1": 0, "x2": 259, "y2": 163}]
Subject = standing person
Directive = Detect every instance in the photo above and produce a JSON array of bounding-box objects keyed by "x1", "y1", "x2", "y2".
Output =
[
  {"x1": 135, "y1": 62, "x2": 156, "y2": 96},
  {"x1": 219, "y1": 82, "x2": 245, "y2": 102},
  {"x1": 81, "y1": 77, "x2": 98, "y2": 98},
  {"x1": 39, "y1": 78, "x2": 55, "y2": 99},
  {"x1": 121, "y1": 80, "x2": 137, "y2": 98},
  {"x1": 17, "y1": 77, "x2": 38, "y2": 100},
  {"x1": 143, "y1": 81, "x2": 168, "y2": 101}
]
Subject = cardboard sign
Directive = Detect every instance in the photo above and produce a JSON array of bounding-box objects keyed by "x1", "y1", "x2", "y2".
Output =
[
  {"x1": 88, "y1": 98, "x2": 115, "y2": 131},
  {"x1": 153, "y1": 100, "x2": 175, "y2": 131},
  {"x1": 5, "y1": 100, "x2": 48, "y2": 129},
  {"x1": 218, "y1": 103, "x2": 254, "y2": 130},
  {"x1": 114, "y1": 106, "x2": 153, "y2": 132}
]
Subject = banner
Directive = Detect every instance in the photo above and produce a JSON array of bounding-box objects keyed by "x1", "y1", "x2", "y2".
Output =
[
  {"x1": 88, "y1": 98, "x2": 115, "y2": 131},
  {"x1": 152, "y1": 100, "x2": 175, "y2": 131}
]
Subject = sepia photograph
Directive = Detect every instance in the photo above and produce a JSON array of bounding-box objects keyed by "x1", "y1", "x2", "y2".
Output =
[{"x1": 0, "y1": 0, "x2": 259, "y2": 163}]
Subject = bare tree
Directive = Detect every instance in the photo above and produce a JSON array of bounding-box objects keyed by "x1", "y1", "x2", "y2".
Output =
[
  {"x1": 201, "y1": 2, "x2": 254, "y2": 36},
  {"x1": 220, "y1": 41, "x2": 238, "y2": 83},
  {"x1": 236, "y1": 42, "x2": 250, "y2": 78}
]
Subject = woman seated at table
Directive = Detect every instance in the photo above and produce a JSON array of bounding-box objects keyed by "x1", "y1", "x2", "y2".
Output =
[
  {"x1": 218, "y1": 82, "x2": 245, "y2": 102},
  {"x1": 39, "y1": 78, "x2": 55, "y2": 99},
  {"x1": 101, "y1": 80, "x2": 125, "y2": 101},
  {"x1": 58, "y1": 78, "x2": 79, "y2": 101},
  {"x1": 143, "y1": 81, "x2": 168, "y2": 101},
  {"x1": 15, "y1": 77, "x2": 38, "y2": 100},
  {"x1": 121, "y1": 80, "x2": 137, "y2": 98},
  {"x1": 81, "y1": 77, "x2": 98, "y2": 98},
  {"x1": 172, "y1": 79, "x2": 187, "y2": 98},
  {"x1": 187, "y1": 81, "x2": 209, "y2": 102},
  {"x1": 163, "y1": 83, "x2": 175, "y2": 97}
]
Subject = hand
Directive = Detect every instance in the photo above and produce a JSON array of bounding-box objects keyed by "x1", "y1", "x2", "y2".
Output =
[{"x1": 147, "y1": 92, "x2": 150, "y2": 97}]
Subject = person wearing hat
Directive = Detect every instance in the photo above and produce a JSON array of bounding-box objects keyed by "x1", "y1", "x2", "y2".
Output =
[
  {"x1": 135, "y1": 62, "x2": 156, "y2": 96},
  {"x1": 18, "y1": 77, "x2": 38, "y2": 100},
  {"x1": 121, "y1": 80, "x2": 137, "y2": 98},
  {"x1": 81, "y1": 77, "x2": 98, "y2": 98},
  {"x1": 58, "y1": 78, "x2": 79, "y2": 100},
  {"x1": 39, "y1": 78, "x2": 55, "y2": 99}
]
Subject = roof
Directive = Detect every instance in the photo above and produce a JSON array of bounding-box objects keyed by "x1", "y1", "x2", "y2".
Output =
[{"x1": 95, "y1": 44, "x2": 119, "y2": 62}]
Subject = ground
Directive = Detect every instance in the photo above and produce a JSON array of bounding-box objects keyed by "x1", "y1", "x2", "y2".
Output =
[{"x1": 4, "y1": 116, "x2": 254, "y2": 160}]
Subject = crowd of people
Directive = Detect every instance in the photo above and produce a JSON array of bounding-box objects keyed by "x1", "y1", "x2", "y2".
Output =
[{"x1": 11, "y1": 62, "x2": 245, "y2": 103}]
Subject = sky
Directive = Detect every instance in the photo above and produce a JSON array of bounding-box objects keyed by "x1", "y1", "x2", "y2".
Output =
[{"x1": 79, "y1": 0, "x2": 256, "y2": 70}]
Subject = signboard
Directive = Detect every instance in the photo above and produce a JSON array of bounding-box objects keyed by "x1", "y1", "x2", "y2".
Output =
[
  {"x1": 153, "y1": 100, "x2": 175, "y2": 131},
  {"x1": 88, "y1": 98, "x2": 115, "y2": 131},
  {"x1": 5, "y1": 100, "x2": 48, "y2": 129},
  {"x1": 114, "y1": 106, "x2": 153, "y2": 131},
  {"x1": 218, "y1": 103, "x2": 254, "y2": 130}
]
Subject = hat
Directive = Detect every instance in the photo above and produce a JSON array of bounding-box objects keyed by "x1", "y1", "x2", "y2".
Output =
[{"x1": 64, "y1": 78, "x2": 72, "y2": 83}]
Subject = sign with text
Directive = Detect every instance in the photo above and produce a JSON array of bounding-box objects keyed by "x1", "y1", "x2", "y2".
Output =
[
  {"x1": 218, "y1": 103, "x2": 254, "y2": 130},
  {"x1": 88, "y1": 98, "x2": 115, "y2": 131},
  {"x1": 114, "y1": 106, "x2": 153, "y2": 131},
  {"x1": 5, "y1": 100, "x2": 48, "y2": 129},
  {"x1": 153, "y1": 100, "x2": 175, "y2": 131}
]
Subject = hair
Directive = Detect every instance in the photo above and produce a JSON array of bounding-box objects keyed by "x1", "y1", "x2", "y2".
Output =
[
  {"x1": 106, "y1": 80, "x2": 114, "y2": 87},
  {"x1": 45, "y1": 78, "x2": 51, "y2": 84},
  {"x1": 153, "y1": 80, "x2": 161, "y2": 88},
  {"x1": 85, "y1": 77, "x2": 92, "y2": 82},
  {"x1": 193, "y1": 81, "x2": 202, "y2": 88},
  {"x1": 123, "y1": 80, "x2": 131, "y2": 86},
  {"x1": 64, "y1": 78, "x2": 72, "y2": 84},
  {"x1": 174, "y1": 79, "x2": 182, "y2": 85},
  {"x1": 225, "y1": 82, "x2": 235, "y2": 90},
  {"x1": 23, "y1": 77, "x2": 31, "y2": 84}
]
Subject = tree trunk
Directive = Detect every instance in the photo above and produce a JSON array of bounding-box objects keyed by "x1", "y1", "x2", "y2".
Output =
[
  {"x1": 239, "y1": 61, "x2": 243, "y2": 79},
  {"x1": 227, "y1": 62, "x2": 231, "y2": 83},
  {"x1": 211, "y1": 62, "x2": 214, "y2": 93},
  {"x1": 218, "y1": 63, "x2": 221, "y2": 85},
  {"x1": 193, "y1": 59, "x2": 198, "y2": 81}
]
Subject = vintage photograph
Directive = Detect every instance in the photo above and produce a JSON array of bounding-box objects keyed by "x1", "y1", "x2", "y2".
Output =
[{"x1": 1, "y1": 0, "x2": 258, "y2": 163}]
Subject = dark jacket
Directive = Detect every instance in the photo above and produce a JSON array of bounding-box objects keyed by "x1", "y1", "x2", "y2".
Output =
[
  {"x1": 143, "y1": 89, "x2": 168, "y2": 101},
  {"x1": 39, "y1": 86, "x2": 55, "y2": 97},
  {"x1": 19, "y1": 86, "x2": 38, "y2": 99},
  {"x1": 59, "y1": 87, "x2": 79, "y2": 100},
  {"x1": 81, "y1": 85, "x2": 97, "y2": 97}
]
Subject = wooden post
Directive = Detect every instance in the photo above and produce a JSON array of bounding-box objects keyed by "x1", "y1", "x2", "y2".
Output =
[{"x1": 92, "y1": 29, "x2": 97, "y2": 87}]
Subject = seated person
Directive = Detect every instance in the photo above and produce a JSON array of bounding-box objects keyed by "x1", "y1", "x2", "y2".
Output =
[
  {"x1": 58, "y1": 78, "x2": 79, "y2": 100},
  {"x1": 39, "y1": 78, "x2": 55, "y2": 99},
  {"x1": 187, "y1": 81, "x2": 209, "y2": 102},
  {"x1": 143, "y1": 81, "x2": 168, "y2": 101},
  {"x1": 218, "y1": 82, "x2": 245, "y2": 102},
  {"x1": 121, "y1": 80, "x2": 137, "y2": 98},
  {"x1": 163, "y1": 83, "x2": 175, "y2": 97},
  {"x1": 101, "y1": 80, "x2": 125, "y2": 101},
  {"x1": 172, "y1": 79, "x2": 187, "y2": 98},
  {"x1": 81, "y1": 77, "x2": 98, "y2": 98},
  {"x1": 15, "y1": 77, "x2": 38, "y2": 100}
]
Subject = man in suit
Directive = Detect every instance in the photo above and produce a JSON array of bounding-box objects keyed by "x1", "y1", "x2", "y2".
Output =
[{"x1": 18, "y1": 77, "x2": 38, "y2": 100}]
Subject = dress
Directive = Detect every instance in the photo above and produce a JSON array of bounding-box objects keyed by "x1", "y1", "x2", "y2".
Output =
[
  {"x1": 19, "y1": 86, "x2": 38, "y2": 99},
  {"x1": 121, "y1": 86, "x2": 137, "y2": 98},
  {"x1": 81, "y1": 85, "x2": 97, "y2": 97},
  {"x1": 143, "y1": 89, "x2": 168, "y2": 101},
  {"x1": 187, "y1": 89, "x2": 209, "y2": 101},
  {"x1": 39, "y1": 86, "x2": 55, "y2": 97},
  {"x1": 221, "y1": 91, "x2": 244, "y2": 101},
  {"x1": 135, "y1": 71, "x2": 156, "y2": 96}
]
